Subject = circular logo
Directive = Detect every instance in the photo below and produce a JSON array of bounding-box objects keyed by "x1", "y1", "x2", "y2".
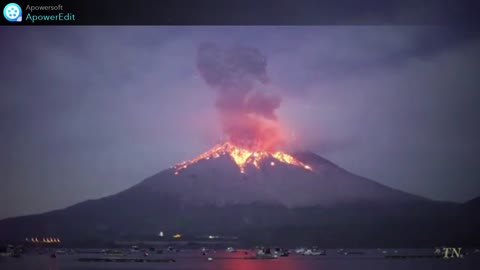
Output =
[{"x1": 3, "y1": 3, "x2": 22, "y2": 22}]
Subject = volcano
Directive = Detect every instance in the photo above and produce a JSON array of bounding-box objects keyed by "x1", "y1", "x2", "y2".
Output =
[
  {"x1": 0, "y1": 144, "x2": 478, "y2": 247},
  {"x1": 155, "y1": 142, "x2": 424, "y2": 207}
]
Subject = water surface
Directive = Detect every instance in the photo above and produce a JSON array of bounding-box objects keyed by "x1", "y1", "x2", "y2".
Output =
[{"x1": 2, "y1": 249, "x2": 478, "y2": 270}]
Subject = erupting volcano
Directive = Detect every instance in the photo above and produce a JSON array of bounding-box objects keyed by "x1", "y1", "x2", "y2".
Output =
[
  {"x1": 173, "y1": 142, "x2": 312, "y2": 175},
  {"x1": 2, "y1": 38, "x2": 478, "y2": 249},
  {"x1": 186, "y1": 43, "x2": 310, "y2": 175}
]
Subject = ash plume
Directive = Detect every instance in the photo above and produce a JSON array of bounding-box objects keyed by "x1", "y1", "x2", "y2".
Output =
[{"x1": 196, "y1": 42, "x2": 284, "y2": 151}]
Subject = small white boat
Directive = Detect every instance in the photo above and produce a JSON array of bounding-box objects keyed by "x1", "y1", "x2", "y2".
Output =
[
  {"x1": 303, "y1": 249, "x2": 326, "y2": 256},
  {"x1": 295, "y1": 248, "x2": 306, "y2": 254},
  {"x1": 226, "y1": 247, "x2": 236, "y2": 253},
  {"x1": 255, "y1": 248, "x2": 279, "y2": 259},
  {"x1": 130, "y1": 246, "x2": 139, "y2": 253}
]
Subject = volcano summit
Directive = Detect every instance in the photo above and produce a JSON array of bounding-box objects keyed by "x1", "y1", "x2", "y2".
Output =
[{"x1": 173, "y1": 142, "x2": 312, "y2": 175}]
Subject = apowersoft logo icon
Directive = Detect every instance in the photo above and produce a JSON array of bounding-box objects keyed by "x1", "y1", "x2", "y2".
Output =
[{"x1": 4, "y1": 3, "x2": 22, "y2": 22}]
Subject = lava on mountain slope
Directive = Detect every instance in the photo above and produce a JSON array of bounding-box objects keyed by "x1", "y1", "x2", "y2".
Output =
[{"x1": 173, "y1": 142, "x2": 312, "y2": 175}]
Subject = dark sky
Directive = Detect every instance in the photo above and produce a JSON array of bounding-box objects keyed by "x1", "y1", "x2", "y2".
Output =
[{"x1": 1, "y1": 26, "x2": 479, "y2": 219}]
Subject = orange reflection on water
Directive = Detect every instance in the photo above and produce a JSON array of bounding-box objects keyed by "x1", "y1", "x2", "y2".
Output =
[{"x1": 216, "y1": 253, "x2": 300, "y2": 270}]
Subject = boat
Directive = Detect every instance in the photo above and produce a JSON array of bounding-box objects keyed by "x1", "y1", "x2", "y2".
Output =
[
  {"x1": 255, "y1": 248, "x2": 279, "y2": 259},
  {"x1": 273, "y1": 247, "x2": 289, "y2": 257},
  {"x1": 130, "y1": 246, "x2": 139, "y2": 253},
  {"x1": 303, "y1": 249, "x2": 326, "y2": 256},
  {"x1": 226, "y1": 247, "x2": 236, "y2": 253},
  {"x1": 295, "y1": 248, "x2": 306, "y2": 254}
]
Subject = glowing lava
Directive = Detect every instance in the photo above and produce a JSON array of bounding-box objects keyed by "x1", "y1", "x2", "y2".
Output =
[{"x1": 173, "y1": 142, "x2": 312, "y2": 174}]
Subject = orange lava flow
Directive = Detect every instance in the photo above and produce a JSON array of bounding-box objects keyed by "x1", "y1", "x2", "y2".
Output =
[{"x1": 173, "y1": 142, "x2": 312, "y2": 174}]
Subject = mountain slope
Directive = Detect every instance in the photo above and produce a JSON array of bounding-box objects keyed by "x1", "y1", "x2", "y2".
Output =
[{"x1": 134, "y1": 151, "x2": 425, "y2": 208}]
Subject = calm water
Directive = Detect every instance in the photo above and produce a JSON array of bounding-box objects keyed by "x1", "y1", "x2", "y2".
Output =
[{"x1": 2, "y1": 249, "x2": 479, "y2": 270}]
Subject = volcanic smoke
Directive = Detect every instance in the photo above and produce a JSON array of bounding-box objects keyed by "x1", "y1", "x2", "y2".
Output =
[
  {"x1": 196, "y1": 42, "x2": 283, "y2": 151},
  {"x1": 173, "y1": 43, "x2": 311, "y2": 174}
]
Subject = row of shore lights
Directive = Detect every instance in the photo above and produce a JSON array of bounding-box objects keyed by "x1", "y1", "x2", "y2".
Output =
[{"x1": 26, "y1": 237, "x2": 61, "y2": 244}]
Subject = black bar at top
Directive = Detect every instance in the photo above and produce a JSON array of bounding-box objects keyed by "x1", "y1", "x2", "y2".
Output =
[{"x1": 1, "y1": 0, "x2": 479, "y2": 25}]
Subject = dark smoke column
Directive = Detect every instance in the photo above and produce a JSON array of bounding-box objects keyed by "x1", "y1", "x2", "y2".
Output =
[{"x1": 196, "y1": 43, "x2": 284, "y2": 151}]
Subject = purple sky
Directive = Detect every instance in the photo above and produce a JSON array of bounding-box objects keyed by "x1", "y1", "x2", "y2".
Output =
[{"x1": 1, "y1": 26, "x2": 479, "y2": 219}]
